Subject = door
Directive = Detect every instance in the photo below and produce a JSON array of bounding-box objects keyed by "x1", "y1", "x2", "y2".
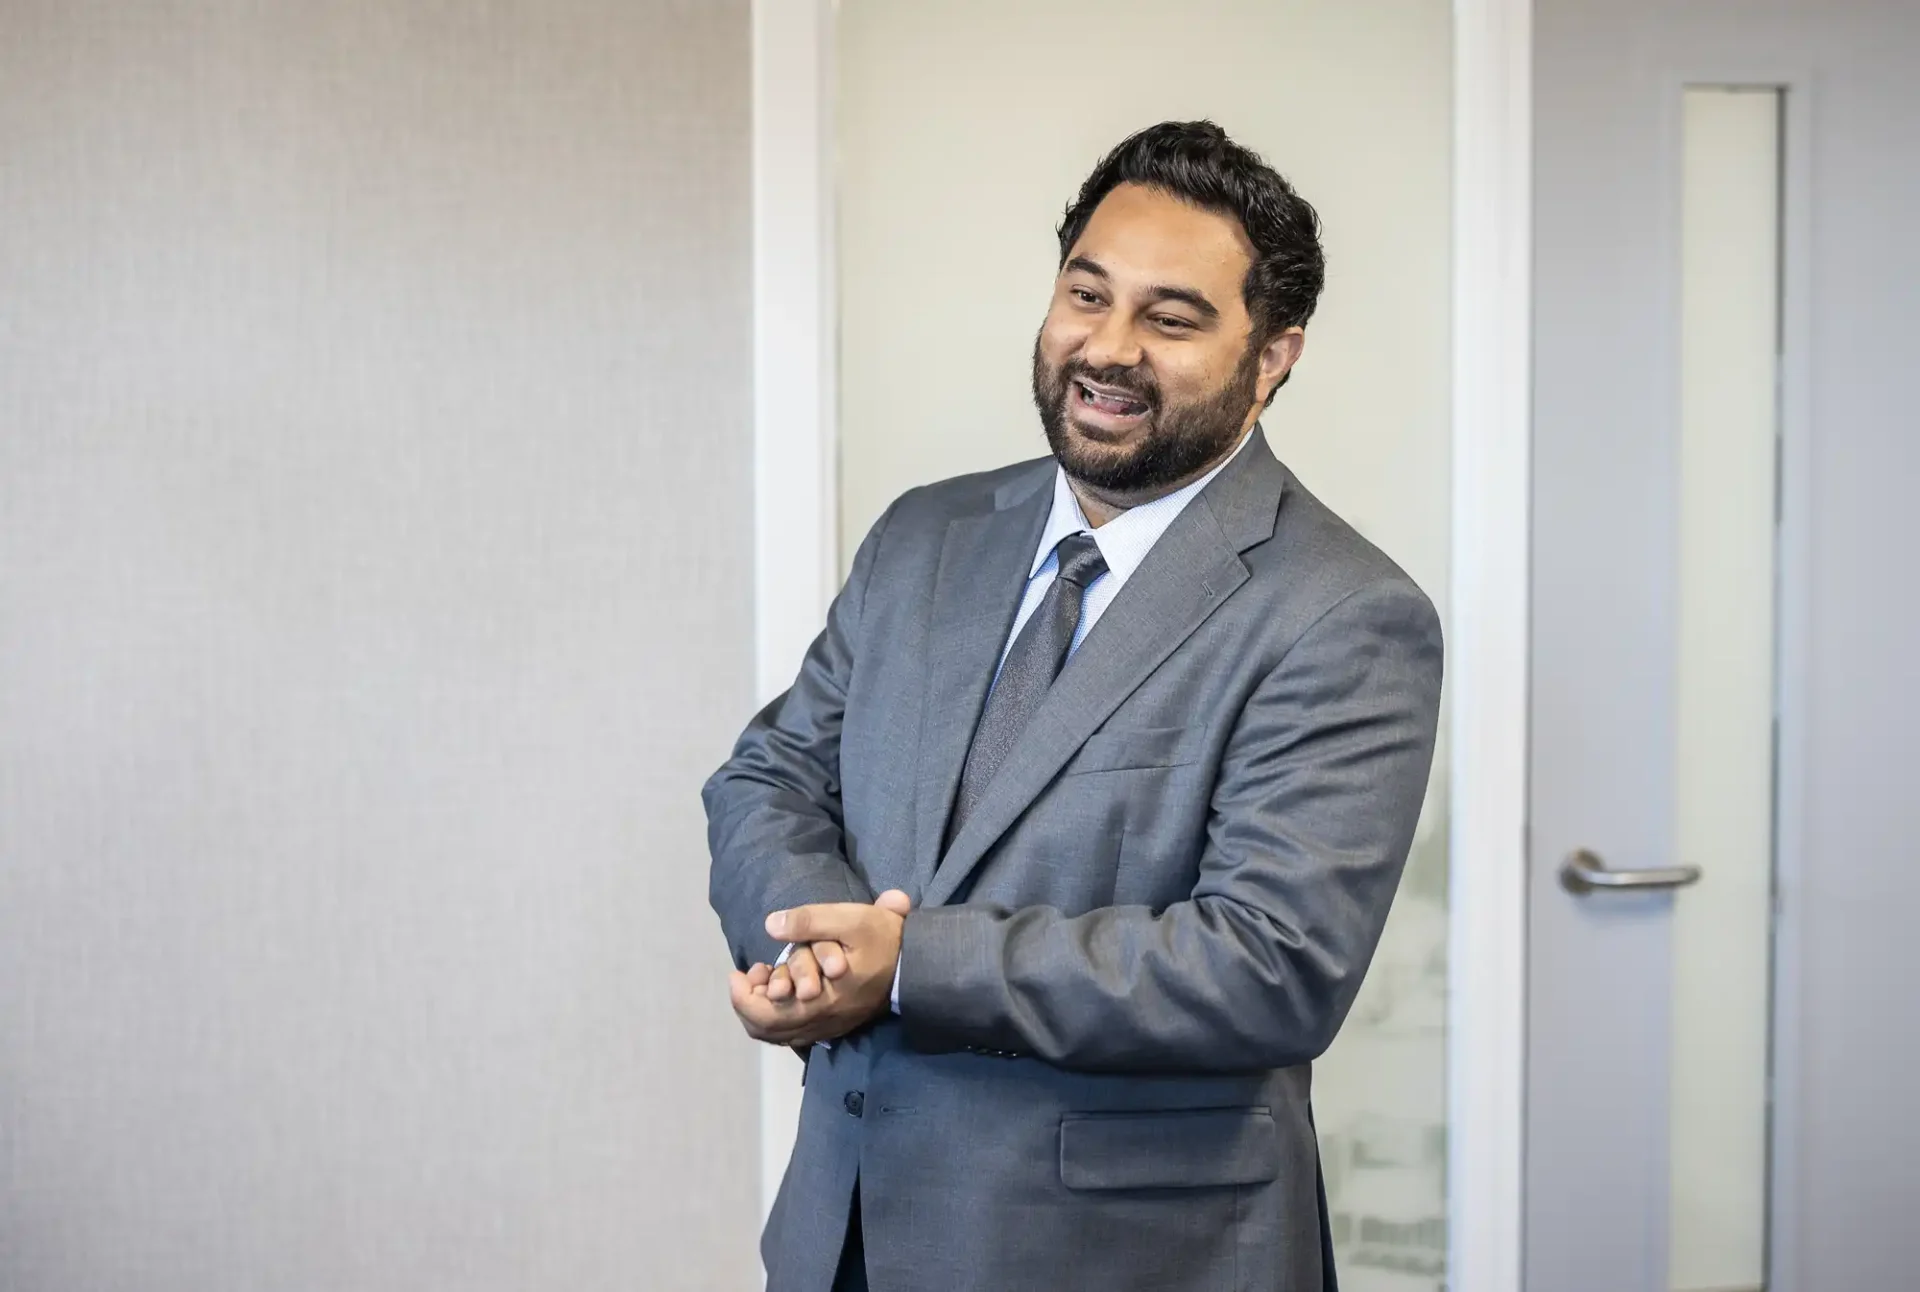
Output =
[{"x1": 1528, "y1": 1, "x2": 1920, "y2": 1290}]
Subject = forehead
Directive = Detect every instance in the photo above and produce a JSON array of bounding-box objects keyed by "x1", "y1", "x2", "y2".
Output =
[{"x1": 1065, "y1": 182, "x2": 1254, "y2": 307}]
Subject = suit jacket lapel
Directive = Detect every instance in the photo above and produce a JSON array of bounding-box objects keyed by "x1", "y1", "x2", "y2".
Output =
[
  {"x1": 921, "y1": 429, "x2": 1290, "y2": 909},
  {"x1": 909, "y1": 465, "x2": 1054, "y2": 895}
]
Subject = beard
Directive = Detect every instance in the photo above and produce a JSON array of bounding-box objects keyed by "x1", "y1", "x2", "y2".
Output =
[{"x1": 1031, "y1": 333, "x2": 1260, "y2": 496}]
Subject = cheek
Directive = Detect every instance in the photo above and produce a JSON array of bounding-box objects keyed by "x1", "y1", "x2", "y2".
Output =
[
  {"x1": 1152, "y1": 341, "x2": 1244, "y2": 397},
  {"x1": 1145, "y1": 349, "x2": 1222, "y2": 403},
  {"x1": 1039, "y1": 309, "x2": 1088, "y2": 359}
]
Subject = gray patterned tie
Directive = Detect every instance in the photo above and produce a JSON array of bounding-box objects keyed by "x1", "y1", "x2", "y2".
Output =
[{"x1": 946, "y1": 532, "x2": 1109, "y2": 849}]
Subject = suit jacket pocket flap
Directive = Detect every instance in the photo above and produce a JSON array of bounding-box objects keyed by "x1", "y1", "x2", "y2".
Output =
[
  {"x1": 1059, "y1": 1108, "x2": 1278, "y2": 1190},
  {"x1": 1064, "y1": 725, "x2": 1202, "y2": 775}
]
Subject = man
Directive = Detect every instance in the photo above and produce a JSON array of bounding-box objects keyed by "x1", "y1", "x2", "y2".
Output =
[{"x1": 705, "y1": 120, "x2": 1442, "y2": 1292}]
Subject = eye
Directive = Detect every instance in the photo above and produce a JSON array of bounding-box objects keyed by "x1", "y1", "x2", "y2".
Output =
[
  {"x1": 1069, "y1": 287, "x2": 1103, "y2": 306},
  {"x1": 1153, "y1": 315, "x2": 1196, "y2": 332}
]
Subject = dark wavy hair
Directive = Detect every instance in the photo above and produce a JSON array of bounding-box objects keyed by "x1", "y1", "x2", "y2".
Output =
[{"x1": 1056, "y1": 121, "x2": 1325, "y2": 389}]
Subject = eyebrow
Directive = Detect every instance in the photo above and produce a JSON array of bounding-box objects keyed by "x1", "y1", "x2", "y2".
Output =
[{"x1": 1063, "y1": 255, "x2": 1222, "y2": 323}]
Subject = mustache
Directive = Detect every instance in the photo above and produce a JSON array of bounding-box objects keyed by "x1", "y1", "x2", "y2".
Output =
[{"x1": 1058, "y1": 357, "x2": 1160, "y2": 408}]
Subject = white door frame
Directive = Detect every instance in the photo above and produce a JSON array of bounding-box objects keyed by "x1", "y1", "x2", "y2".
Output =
[
  {"x1": 746, "y1": 4, "x2": 1532, "y2": 1287},
  {"x1": 1445, "y1": 2, "x2": 1531, "y2": 1289},
  {"x1": 748, "y1": 0, "x2": 840, "y2": 1222}
]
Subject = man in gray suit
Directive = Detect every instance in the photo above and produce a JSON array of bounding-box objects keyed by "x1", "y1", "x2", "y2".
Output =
[{"x1": 705, "y1": 121, "x2": 1442, "y2": 1292}]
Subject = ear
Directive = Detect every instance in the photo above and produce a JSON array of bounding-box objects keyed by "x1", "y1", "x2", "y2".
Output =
[{"x1": 1254, "y1": 327, "x2": 1306, "y2": 401}]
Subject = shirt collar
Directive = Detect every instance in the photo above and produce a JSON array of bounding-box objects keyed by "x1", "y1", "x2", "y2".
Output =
[{"x1": 1030, "y1": 425, "x2": 1257, "y2": 582}]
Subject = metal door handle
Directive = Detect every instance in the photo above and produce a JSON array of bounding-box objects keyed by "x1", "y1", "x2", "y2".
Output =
[{"x1": 1559, "y1": 848, "x2": 1702, "y2": 895}]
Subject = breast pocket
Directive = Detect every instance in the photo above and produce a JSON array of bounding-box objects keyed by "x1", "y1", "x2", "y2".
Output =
[{"x1": 1063, "y1": 725, "x2": 1204, "y2": 776}]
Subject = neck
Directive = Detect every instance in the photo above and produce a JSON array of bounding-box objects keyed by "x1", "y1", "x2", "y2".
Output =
[{"x1": 1066, "y1": 482, "x2": 1131, "y2": 529}]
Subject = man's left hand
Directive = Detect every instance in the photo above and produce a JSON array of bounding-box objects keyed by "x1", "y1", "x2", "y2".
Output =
[{"x1": 729, "y1": 892, "x2": 908, "y2": 1047}]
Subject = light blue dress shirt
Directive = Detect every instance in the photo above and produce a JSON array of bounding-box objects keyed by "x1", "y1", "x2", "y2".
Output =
[{"x1": 996, "y1": 427, "x2": 1256, "y2": 678}]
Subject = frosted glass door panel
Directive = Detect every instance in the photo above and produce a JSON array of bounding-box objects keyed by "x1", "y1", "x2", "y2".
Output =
[{"x1": 1669, "y1": 85, "x2": 1782, "y2": 1292}]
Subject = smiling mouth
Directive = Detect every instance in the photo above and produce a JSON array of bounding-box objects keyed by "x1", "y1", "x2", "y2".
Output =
[{"x1": 1073, "y1": 378, "x2": 1151, "y2": 419}]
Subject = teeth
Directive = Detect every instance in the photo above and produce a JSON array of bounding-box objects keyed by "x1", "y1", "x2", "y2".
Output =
[{"x1": 1075, "y1": 379, "x2": 1144, "y2": 413}]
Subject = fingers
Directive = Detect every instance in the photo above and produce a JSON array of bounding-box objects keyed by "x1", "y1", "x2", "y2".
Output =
[
  {"x1": 766, "y1": 902, "x2": 869, "y2": 945},
  {"x1": 730, "y1": 970, "x2": 773, "y2": 1036},
  {"x1": 765, "y1": 962, "x2": 795, "y2": 1002},
  {"x1": 744, "y1": 963, "x2": 773, "y2": 991},
  {"x1": 785, "y1": 945, "x2": 825, "y2": 1002},
  {"x1": 873, "y1": 889, "x2": 913, "y2": 917},
  {"x1": 730, "y1": 970, "x2": 784, "y2": 1041},
  {"x1": 729, "y1": 971, "x2": 847, "y2": 1047},
  {"x1": 813, "y1": 940, "x2": 847, "y2": 979}
]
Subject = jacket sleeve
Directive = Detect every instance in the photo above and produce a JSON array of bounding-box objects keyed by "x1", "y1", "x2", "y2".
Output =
[
  {"x1": 895, "y1": 576, "x2": 1444, "y2": 1073},
  {"x1": 701, "y1": 502, "x2": 899, "y2": 971}
]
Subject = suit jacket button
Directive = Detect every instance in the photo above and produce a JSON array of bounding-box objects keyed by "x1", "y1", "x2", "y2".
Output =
[{"x1": 843, "y1": 1090, "x2": 865, "y2": 1117}]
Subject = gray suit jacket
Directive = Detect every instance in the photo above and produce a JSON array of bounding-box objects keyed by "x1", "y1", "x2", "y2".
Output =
[{"x1": 704, "y1": 428, "x2": 1443, "y2": 1292}]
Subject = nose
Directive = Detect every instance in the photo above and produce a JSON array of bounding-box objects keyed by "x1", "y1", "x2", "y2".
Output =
[{"x1": 1079, "y1": 308, "x2": 1143, "y2": 372}]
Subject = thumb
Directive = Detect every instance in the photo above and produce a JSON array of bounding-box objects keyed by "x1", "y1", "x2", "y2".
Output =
[
  {"x1": 766, "y1": 902, "x2": 865, "y2": 943},
  {"x1": 873, "y1": 889, "x2": 912, "y2": 917}
]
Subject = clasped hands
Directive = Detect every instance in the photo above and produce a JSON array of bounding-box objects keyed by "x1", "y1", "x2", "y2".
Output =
[{"x1": 728, "y1": 889, "x2": 912, "y2": 1048}]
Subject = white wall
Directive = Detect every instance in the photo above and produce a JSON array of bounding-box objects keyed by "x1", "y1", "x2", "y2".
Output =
[
  {"x1": 834, "y1": 4, "x2": 1453, "y2": 1286},
  {"x1": 835, "y1": 0, "x2": 1452, "y2": 611},
  {"x1": 0, "y1": 4, "x2": 759, "y2": 1288}
]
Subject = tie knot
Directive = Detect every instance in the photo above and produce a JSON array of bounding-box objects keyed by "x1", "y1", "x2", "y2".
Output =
[{"x1": 1053, "y1": 532, "x2": 1108, "y2": 589}]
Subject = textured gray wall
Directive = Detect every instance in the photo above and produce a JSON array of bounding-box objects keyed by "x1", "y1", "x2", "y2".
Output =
[{"x1": 0, "y1": 3, "x2": 758, "y2": 1289}]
